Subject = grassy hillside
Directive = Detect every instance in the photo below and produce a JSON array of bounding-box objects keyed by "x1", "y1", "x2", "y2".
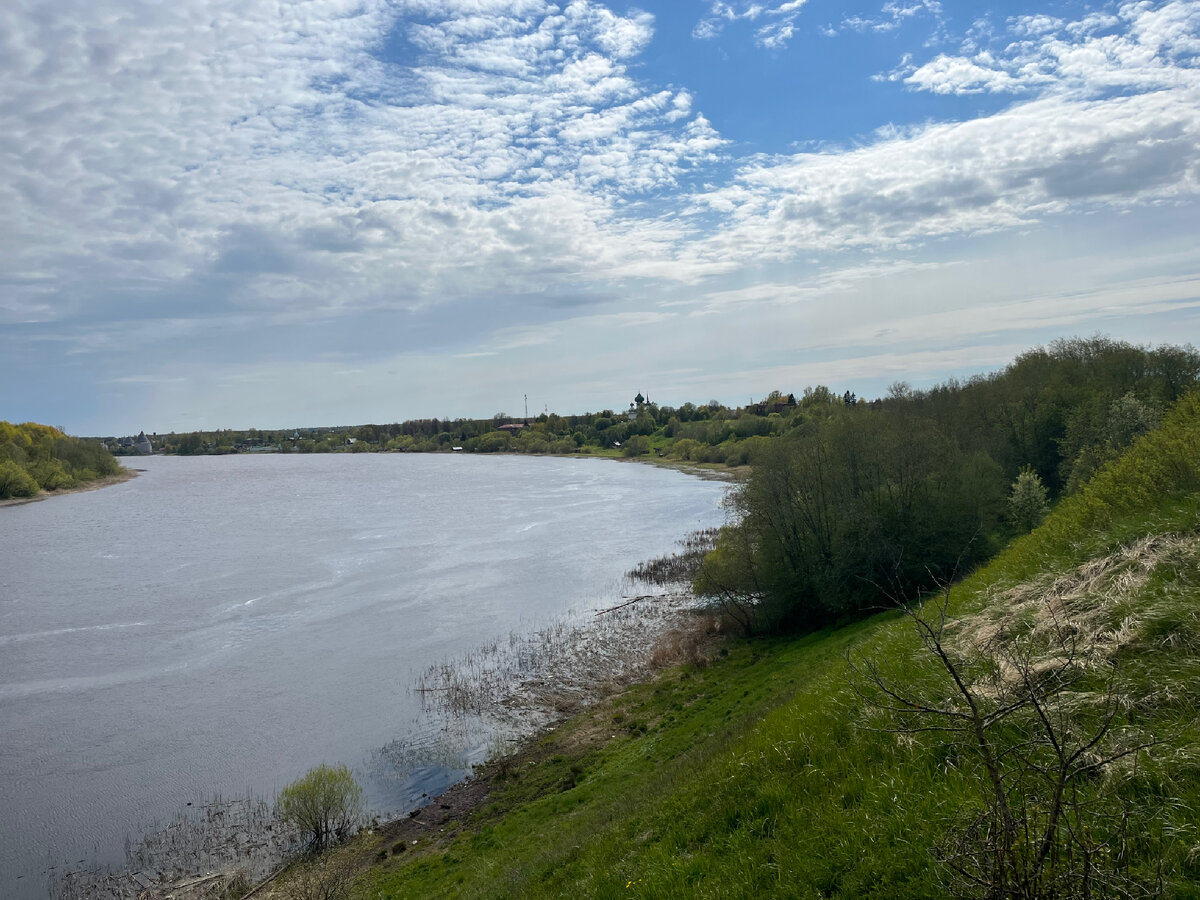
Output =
[{"x1": 302, "y1": 392, "x2": 1200, "y2": 899}]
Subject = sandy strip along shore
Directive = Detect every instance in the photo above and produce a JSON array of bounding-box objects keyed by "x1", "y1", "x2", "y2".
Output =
[{"x1": 0, "y1": 467, "x2": 140, "y2": 508}]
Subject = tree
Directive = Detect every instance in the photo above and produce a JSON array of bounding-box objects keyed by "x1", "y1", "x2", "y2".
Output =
[
  {"x1": 277, "y1": 764, "x2": 364, "y2": 852},
  {"x1": 1009, "y1": 467, "x2": 1049, "y2": 533},
  {"x1": 850, "y1": 584, "x2": 1168, "y2": 899},
  {"x1": 697, "y1": 412, "x2": 1005, "y2": 632},
  {"x1": 0, "y1": 459, "x2": 39, "y2": 498},
  {"x1": 622, "y1": 435, "x2": 651, "y2": 457}
]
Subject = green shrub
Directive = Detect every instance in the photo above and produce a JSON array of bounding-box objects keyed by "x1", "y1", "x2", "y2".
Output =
[
  {"x1": 277, "y1": 764, "x2": 364, "y2": 851},
  {"x1": 0, "y1": 459, "x2": 39, "y2": 498},
  {"x1": 28, "y1": 458, "x2": 75, "y2": 491}
]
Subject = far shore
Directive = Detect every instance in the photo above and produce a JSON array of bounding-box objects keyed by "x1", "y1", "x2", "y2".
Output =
[{"x1": 0, "y1": 467, "x2": 140, "y2": 508}]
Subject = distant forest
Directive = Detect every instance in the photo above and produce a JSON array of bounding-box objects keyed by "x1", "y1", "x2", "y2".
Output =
[{"x1": 121, "y1": 337, "x2": 1197, "y2": 490}]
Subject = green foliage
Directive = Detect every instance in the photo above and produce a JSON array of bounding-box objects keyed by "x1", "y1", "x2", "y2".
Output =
[
  {"x1": 0, "y1": 422, "x2": 121, "y2": 499},
  {"x1": 621, "y1": 435, "x2": 651, "y2": 457},
  {"x1": 690, "y1": 342, "x2": 1199, "y2": 635},
  {"x1": 700, "y1": 409, "x2": 1006, "y2": 632},
  {"x1": 139, "y1": 339, "x2": 1199, "y2": 482},
  {"x1": 1007, "y1": 466, "x2": 1049, "y2": 532},
  {"x1": 1061, "y1": 390, "x2": 1162, "y2": 493},
  {"x1": 666, "y1": 438, "x2": 704, "y2": 461},
  {"x1": 908, "y1": 337, "x2": 1199, "y2": 493},
  {"x1": 277, "y1": 764, "x2": 364, "y2": 852},
  {"x1": 1039, "y1": 389, "x2": 1200, "y2": 547},
  {"x1": 0, "y1": 459, "x2": 40, "y2": 498},
  {"x1": 365, "y1": 387, "x2": 1200, "y2": 900}
]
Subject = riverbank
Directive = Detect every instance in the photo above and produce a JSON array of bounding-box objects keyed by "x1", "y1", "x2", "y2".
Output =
[
  {"x1": 21, "y1": 455, "x2": 727, "y2": 900},
  {"x1": 52, "y1": 590, "x2": 726, "y2": 900},
  {"x1": 0, "y1": 467, "x2": 139, "y2": 507},
  {"x1": 292, "y1": 399, "x2": 1200, "y2": 897},
  {"x1": 267, "y1": 620, "x2": 875, "y2": 899},
  {"x1": 261, "y1": 606, "x2": 735, "y2": 899}
]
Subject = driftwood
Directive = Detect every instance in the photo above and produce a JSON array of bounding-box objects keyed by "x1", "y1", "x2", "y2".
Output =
[
  {"x1": 235, "y1": 863, "x2": 285, "y2": 899},
  {"x1": 593, "y1": 595, "x2": 660, "y2": 616}
]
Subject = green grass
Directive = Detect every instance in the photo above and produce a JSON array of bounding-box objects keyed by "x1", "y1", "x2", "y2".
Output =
[{"x1": 359, "y1": 391, "x2": 1200, "y2": 899}]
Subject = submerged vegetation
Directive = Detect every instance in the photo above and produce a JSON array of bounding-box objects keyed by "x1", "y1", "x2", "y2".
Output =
[{"x1": 0, "y1": 421, "x2": 122, "y2": 500}]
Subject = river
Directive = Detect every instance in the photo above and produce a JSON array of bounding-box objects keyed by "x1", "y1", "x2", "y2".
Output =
[{"x1": 0, "y1": 453, "x2": 727, "y2": 896}]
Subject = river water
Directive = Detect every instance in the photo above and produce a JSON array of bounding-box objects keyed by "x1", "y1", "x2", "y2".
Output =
[{"x1": 0, "y1": 454, "x2": 727, "y2": 896}]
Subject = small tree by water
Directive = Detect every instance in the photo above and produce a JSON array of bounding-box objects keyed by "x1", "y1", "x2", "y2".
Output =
[{"x1": 277, "y1": 764, "x2": 364, "y2": 852}]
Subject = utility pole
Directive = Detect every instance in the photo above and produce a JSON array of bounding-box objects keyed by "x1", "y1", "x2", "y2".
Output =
[{"x1": 524, "y1": 394, "x2": 528, "y2": 422}]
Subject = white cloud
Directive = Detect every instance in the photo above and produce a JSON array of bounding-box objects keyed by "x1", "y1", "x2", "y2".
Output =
[
  {"x1": 836, "y1": 0, "x2": 942, "y2": 35},
  {"x1": 891, "y1": 0, "x2": 1200, "y2": 97},
  {"x1": 1010, "y1": 14, "x2": 1065, "y2": 37},
  {"x1": 0, "y1": 0, "x2": 726, "y2": 342},
  {"x1": 693, "y1": 1, "x2": 809, "y2": 48},
  {"x1": 902, "y1": 54, "x2": 1027, "y2": 94},
  {"x1": 5, "y1": 0, "x2": 1200, "y2": 433},
  {"x1": 681, "y1": 1, "x2": 1200, "y2": 268}
]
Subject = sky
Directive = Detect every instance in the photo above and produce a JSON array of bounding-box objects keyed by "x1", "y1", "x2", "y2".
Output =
[{"x1": 3, "y1": 0, "x2": 1200, "y2": 435}]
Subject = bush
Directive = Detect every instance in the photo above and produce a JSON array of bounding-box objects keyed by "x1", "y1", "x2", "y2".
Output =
[
  {"x1": 0, "y1": 459, "x2": 39, "y2": 499},
  {"x1": 287, "y1": 852, "x2": 358, "y2": 900},
  {"x1": 622, "y1": 435, "x2": 651, "y2": 457},
  {"x1": 28, "y1": 458, "x2": 75, "y2": 491},
  {"x1": 1008, "y1": 466, "x2": 1049, "y2": 532},
  {"x1": 698, "y1": 411, "x2": 1007, "y2": 632},
  {"x1": 277, "y1": 764, "x2": 364, "y2": 852}
]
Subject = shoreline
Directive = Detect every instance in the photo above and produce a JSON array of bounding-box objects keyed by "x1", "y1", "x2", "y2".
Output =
[
  {"x1": 0, "y1": 467, "x2": 140, "y2": 508},
  {"x1": 256, "y1": 592, "x2": 723, "y2": 898},
  {"x1": 39, "y1": 473, "x2": 722, "y2": 898},
  {"x1": 52, "y1": 591, "x2": 719, "y2": 899}
]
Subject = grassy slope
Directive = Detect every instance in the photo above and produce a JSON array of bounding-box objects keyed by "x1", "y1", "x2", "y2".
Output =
[{"x1": 361, "y1": 393, "x2": 1200, "y2": 899}]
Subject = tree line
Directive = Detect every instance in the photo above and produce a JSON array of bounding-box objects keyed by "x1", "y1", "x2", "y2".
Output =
[
  {"x1": 0, "y1": 421, "x2": 122, "y2": 499},
  {"x1": 695, "y1": 337, "x2": 1200, "y2": 633},
  {"x1": 121, "y1": 399, "x2": 796, "y2": 460}
]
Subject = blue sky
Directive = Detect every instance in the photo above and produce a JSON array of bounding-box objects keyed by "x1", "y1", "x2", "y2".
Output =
[{"x1": 3, "y1": 0, "x2": 1199, "y2": 434}]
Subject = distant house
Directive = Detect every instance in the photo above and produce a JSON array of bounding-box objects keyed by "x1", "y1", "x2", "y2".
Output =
[
  {"x1": 746, "y1": 393, "x2": 797, "y2": 416},
  {"x1": 496, "y1": 423, "x2": 526, "y2": 432}
]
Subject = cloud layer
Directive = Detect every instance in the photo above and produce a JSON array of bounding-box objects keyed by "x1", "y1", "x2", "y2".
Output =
[{"x1": 3, "y1": 0, "x2": 1200, "y2": 431}]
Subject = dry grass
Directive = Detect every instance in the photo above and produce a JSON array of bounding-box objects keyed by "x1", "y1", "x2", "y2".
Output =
[
  {"x1": 649, "y1": 613, "x2": 723, "y2": 669},
  {"x1": 414, "y1": 588, "x2": 714, "y2": 740},
  {"x1": 952, "y1": 533, "x2": 1200, "y2": 676},
  {"x1": 50, "y1": 794, "x2": 287, "y2": 900},
  {"x1": 625, "y1": 528, "x2": 719, "y2": 587}
]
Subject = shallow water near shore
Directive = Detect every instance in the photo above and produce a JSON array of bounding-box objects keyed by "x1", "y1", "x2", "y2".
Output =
[{"x1": 0, "y1": 453, "x2": 726, "y2": 897}]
